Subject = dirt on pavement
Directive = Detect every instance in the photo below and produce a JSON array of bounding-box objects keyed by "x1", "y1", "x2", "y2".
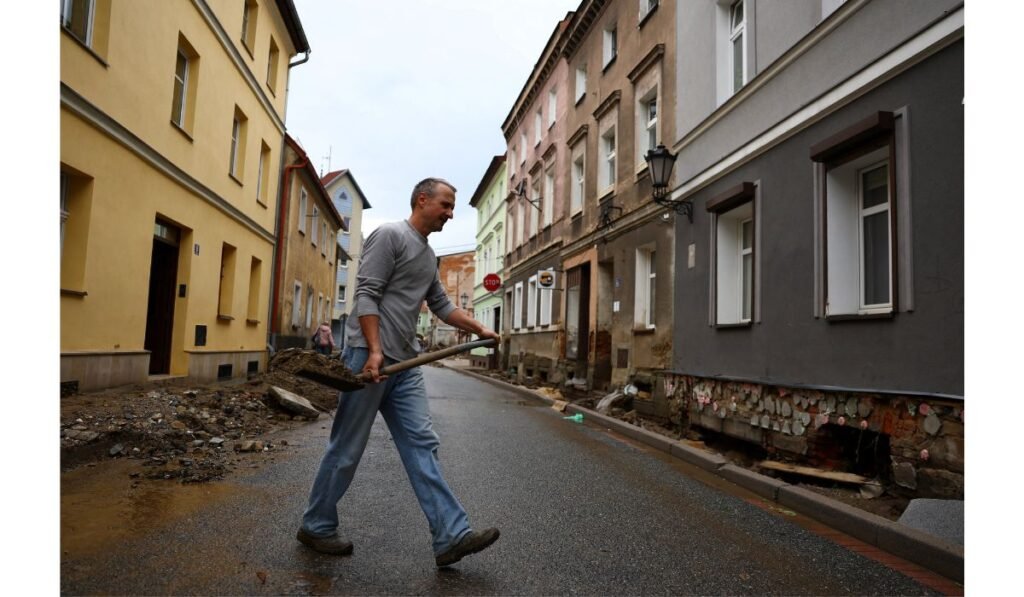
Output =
[{"x1": 60, "y1": 350, "x2": 343, "y2": 484}]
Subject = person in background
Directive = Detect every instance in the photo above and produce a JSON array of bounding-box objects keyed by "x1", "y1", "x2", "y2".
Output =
[{"x1": 313, "y1": 322, "x2": 335, "y2": 356}]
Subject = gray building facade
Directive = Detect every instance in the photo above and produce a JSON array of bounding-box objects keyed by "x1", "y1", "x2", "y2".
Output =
[{"x1": 659, "y1": 0, "x2": 964, "y2": 498}]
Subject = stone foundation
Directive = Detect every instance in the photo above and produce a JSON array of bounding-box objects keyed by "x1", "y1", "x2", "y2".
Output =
[
  {"x1": 61, "y1": 351, "x2": 151, "y2": 392},
  {"x1": 659, "y1": 374, "x2": 964, "y2": 499}
]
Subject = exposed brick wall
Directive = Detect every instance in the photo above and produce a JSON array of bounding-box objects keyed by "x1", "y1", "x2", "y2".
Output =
[{"x1": 661, "y1": 374, "x2": 964, "y2": 499}]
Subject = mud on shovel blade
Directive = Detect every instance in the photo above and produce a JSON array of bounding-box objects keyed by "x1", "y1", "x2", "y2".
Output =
[{"x1": 296, "y1": 338, "x2": 498, "y2": 391}]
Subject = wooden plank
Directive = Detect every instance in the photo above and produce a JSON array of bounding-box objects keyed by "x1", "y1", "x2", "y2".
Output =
[{"x1": 757, "y1": 460, "x2": 869, "y2": 484}]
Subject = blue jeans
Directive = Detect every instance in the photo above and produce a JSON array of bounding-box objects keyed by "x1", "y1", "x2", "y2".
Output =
[{"x1": 301, "y1": 347, "x2": 472, "y2": 555}]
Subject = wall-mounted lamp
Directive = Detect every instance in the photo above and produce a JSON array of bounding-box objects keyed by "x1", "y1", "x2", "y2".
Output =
[
  {"x1": 514, "y1": 179, "x2": 542, "y2": 212},
  {"x1": 460, "y1": 292, "x2": 469, "y2": 309},
  {"x1": 644, "y1": 144, "x2": 690, "y2": 222},
  {"x1": 599, "y1": 203, "x2": 624, "y2": 229}
]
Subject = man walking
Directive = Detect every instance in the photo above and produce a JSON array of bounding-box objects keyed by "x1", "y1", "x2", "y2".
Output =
[{"x1": 297, "y1": 178, "x2": 501, "y2": 567}]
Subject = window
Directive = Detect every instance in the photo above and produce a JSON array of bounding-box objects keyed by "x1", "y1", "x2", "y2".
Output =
[
  {"x1": 527, "y1": 276, "x2": 538, "y2": 328},
  {"x1": 535, "y1": 109, "x2": 543, "y2": 146},
  {"x1": 513, "y1": 282, "x2": 524, "y2": 329},
  {"x1": 61, "y1": 0, "x2": 94, "y2": 46},
  {"x1": 321, "y1": 221, "x2": 328, "y2": 255},
  {"x1": 256, "y1": 141, "x2": 270, "y2": 205},
  {"x1": 60, "y1": 167, "x2": 94, "y2": 292},
  {"x1": 548, "y1": 88, "x2": 557, "y2": 127},
  {"x1": 292, "y1": 282, "x2": 302, "y2": 327},
  {"x1": 630, "y1": 248, "x2": 656, "y2": 328},
  {"x1": 575, "y1": 66, "x2": 587, "y2": 104},
  {"x1": 241, "y1": 0, "x2": 258, "y2": 53},
  {"x1": 247, "y1": 257, "x2": 262, "y2": 320},
  {"x1": 298, "y1": 188, "x2": 307, "y2": 233},
  {"x1": 340, "y1": 255, "x2": 348, "y2": 269},
  {"x1": 338, "y1": 286, "x2": 346, "y2": 302},
  {"x1": 600, "y1": 125, "x2": 617, "y2": 192},
  {"x1": 565, "y1": 268, "x2": 582, "y2": 359},
  {"x1": 539, "y1": 269, "x2": 553, "y2": 326},
  {"x1": 825, "y1": 147, "x2": 893, "y2": 315},
  {"x1": 715, "y1": 203, "x2": 754, "y2": 324},
  {"x1": 509, "y1": 147, "x2": 517, "y2": 176},
  {"x1": 519, "y1": 133, "x2": 527, "y2": 164},
  {"x1": 529, "y1": 179, "x2": 540, "y2": 238},
  {"x1": 603, "y1": 26, "x2": 617, "y2": 69},
  {"x1": 542, "y1": 167, "x2": 555, "y2": 228},
  {"x1": 267, "y1": 37, "x2": 280, "y2": 93},
  {"x1": 516, "y1": 199, "x2": 525, "y2": 247},
  {"x1": 730, "y1": 0, "x2": 746, "y2": 94},
  {"x1": 311, "y1": 206, "x2": 319, "y2": 246},
  {"x1": 637, "y1": 90, "x2": 658, "y2": 167},
  {"x1": 171, "y1": 50, "x2": 189, "y2": 127},
  {"x1": 317, "y1": 293, "x2": 324, "y2": 325},
  {"x1": 60, "y1": 172, "x2": 70, "y2": 256},
  {"x1": 218, "y1": 243, "x2": 237, "y2": 317},
  {"x1": 640, "y1": 0, "x2": 659, "y2": 20},
  {"x1": 342, "y1": 215, "x2": 351, "y2": 235},
  {"x1": 229, "y1": 107, "x2": 248, "y2": 179},
  {"x1": 571, "y1": 147, "x2": 585, "y2": 215},
  {"x1": 305, "y1": 287, "x2": 314, "y2": 328}
]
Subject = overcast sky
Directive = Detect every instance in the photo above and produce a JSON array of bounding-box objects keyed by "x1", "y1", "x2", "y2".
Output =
[{"x1": 286, "y1": 0, "x2": 580, "y2": 256}]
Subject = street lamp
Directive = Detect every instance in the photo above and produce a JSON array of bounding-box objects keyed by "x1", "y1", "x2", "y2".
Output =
[
  {"x1": 460, "y1": 292, "x2": 469, "y2": 309},
  {"x1": 644, "y1": 144, "x2": 690, "y2": 222}
]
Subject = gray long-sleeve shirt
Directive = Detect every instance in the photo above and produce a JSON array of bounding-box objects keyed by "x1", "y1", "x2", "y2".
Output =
[{"x1": 344, "y1": 220, "x2": 456, "y2": 361}]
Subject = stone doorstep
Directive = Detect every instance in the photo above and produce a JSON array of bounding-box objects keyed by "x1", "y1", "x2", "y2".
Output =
[{"x1": 448, "y1": 366, "x2": 965, "y2": 583}]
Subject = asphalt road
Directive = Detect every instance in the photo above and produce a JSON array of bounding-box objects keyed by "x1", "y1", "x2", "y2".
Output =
[{"x1": 61, "y1": 366, "x2": 939, "y2": 595}]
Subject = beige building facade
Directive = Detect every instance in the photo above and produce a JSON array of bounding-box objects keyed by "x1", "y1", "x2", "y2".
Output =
[{"x1": 269, "y1": 135, "x2": 345, "y2": 350}]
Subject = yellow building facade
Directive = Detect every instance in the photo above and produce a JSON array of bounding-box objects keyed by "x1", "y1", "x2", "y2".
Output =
[{"x1": 60, "y1": 0, "x2": 309, "y2": 390}]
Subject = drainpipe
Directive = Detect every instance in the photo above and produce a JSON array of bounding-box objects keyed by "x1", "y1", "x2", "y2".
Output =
[
  {"x1": 270, "y1": 156, "x2": 309, "y2": 336},
  {"x1": 281, "y1": 50, "x2": 310, "y2": 125}
]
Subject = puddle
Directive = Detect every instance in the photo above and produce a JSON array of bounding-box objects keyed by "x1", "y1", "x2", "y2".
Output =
[
  {"x1": 61, "y1": 459, "x2": 235, "y2": 559},
  {"x1": 291, "y1": 571, "x2": 336, "y2": 595}
]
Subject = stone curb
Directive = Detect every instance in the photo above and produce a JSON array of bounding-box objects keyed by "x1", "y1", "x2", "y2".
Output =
[{"x1": 439, "y1": 364, "x2": 964, "y2": 583}]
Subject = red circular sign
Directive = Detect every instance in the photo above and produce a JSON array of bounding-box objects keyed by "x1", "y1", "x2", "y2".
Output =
[{"x1": 483, "y1": 273, "x2": 502, "y2": 292}]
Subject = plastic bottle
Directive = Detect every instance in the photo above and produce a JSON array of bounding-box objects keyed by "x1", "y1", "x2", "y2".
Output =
[{"x1": 563, "y1": 413, "x2": 584, "y2": 423}]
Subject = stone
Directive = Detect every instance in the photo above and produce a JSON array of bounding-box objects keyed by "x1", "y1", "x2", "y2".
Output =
[
  {"x1": 750, "y1": 415, "x2": 759, "y2": 427},
  {"x1": 771, "y1": 434, "x2": 808, "y2": 455},
  {"x1": 858, "y1": 399, "x2": 873, "y2": 418},
  {"x1": 109, "y1": 443, "x2": 124, "y2": 456},
  {"x1": 235, "y1": 441, "x2": 257, "y2": 452},
  {"x1": 209, "y1": 437, "x2": 226, "y2": 447},
  {"x1": 147, "y1": 391, "x2": 161, "y2": 399},
  {"x1": 893, "y1": 461, "x2": 918, "y2": 490},
  {"x1": 826, "y1": 396, "x2": 836, "y2": 412},
  {"x1": 765, "y1": 397, "x2": 775, "y2": 415},
  {"x1": 267, "y1": 386, "x2": 321, "y2": 419},
  {"x1": 191, "y1": 440, "x2": 205, "y2": 447},
  {"x1": 760, "y1": 415, "x2": 770, "y2": 429},
  {"x1": 171, "y1": 421, "x2": 187, "y2": 431},
  {"x1": 781, "y1": 421, "x2": 792, "y2": 435},
  {"x1": 845, "y1": 399, "x2": 858, "y2": 417},
  {"x1": 860, "y1": 481, "x2": 885, "y2": 499},
  {"x1": 917, "y1": 468, "x2": 965, "y2": 499},
  {"x1": 792, "y1": 420, "x2": 806, "y2": 436},
  {"x1": 781, "y1": 401, "x2": 792, "y2": 417},
  {"x1": 923, "y1": 413, "x2": 942, "y2": 436},
  {"x1": 800, "y1": 411, "x2": 811, "y2": 426}
]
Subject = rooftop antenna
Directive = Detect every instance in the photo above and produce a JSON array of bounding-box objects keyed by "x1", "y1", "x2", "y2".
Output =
[{"x1": 320, "y1": 145, "x2": 332, "y2": 177}]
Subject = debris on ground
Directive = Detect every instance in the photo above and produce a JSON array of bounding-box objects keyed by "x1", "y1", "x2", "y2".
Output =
[
  {"x1": 61, "y1": 352, "x2": 348, "y2": 483},
  {"x1": 268, "y1": 348, "x2": 364, "y2": 391}
]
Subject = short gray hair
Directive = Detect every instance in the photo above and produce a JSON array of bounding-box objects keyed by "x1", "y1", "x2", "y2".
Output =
[{"x1": 410, "y1": 177, "x2": 457, "y2": 209}]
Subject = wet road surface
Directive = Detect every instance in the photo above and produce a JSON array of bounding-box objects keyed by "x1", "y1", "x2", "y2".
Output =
[{"x1": 61, "y1": 366, "x2": 943, "y2": 595}]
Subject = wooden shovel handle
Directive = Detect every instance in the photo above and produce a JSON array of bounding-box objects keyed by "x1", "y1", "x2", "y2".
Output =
[{"x1": 359, "y1": 338, "x2": 497, "y2": 381}]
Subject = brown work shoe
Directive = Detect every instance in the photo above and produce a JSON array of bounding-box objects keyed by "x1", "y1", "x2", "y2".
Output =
[
  {"x1": 296, "y1": 528, "x2": 353, "y2": 556},
  {"x1": 435, "y1": 528, "x2": 500, "y2": 567}
]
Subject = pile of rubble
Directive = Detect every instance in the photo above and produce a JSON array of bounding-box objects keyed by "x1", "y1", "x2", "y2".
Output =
[{"x1": 60, "y1": 350, "x2": 345, "y2": 483}]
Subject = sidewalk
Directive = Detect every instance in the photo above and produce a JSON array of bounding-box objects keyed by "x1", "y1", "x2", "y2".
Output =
[{"x1": 436, "y1": 358, "x2": 963, "y2": 586}]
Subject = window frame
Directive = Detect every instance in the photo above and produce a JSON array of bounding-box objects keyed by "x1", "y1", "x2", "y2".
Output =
[
  {"x1": 61, "y1": 0, "x2": 95, "y2": 47},
  {"x1": 241, "y1": 0, "x2": 258, "y2": 55},
  {"x1": 529, "y1": 178, "x2": 541, "y2": 238},
  {"x1": 527, "y1": 275, "x2": 538, "y2": 328},
  {"x1": 602, "y1": 26, "x2": 618, "y2": 70},
  {"x1": 729, "y1": 0, "x2": 747, "y2": 94},
  {"x1": 571, "y1": 150, "x2": 585, "y2": 216},
  {"x1": 707, "y1": 181, "x2": 759, "y2": 327},
  {"x1": 539, "y1": 268, "x2": 554, "y2": 326},
  {"x1": 311, "y1": 206, "x2": 319, "y2": 246},
  {"x1": 575, "y1": 66, "x2": 587, "y2": 105},
  {"x1": 548, "y1": 88, "x2": 557, "y2": 128},
  {"x1": 543, "y1": 166, "x2": 555, "y2": 228},
  {"x1": 292, "y1": 281, "x2": 302, "y2": 327},
  {"x1": 534, "y1": 109, "x2": 543, "y2": 147},
  {"x1": 298, "y1": 188, "x2": 308, "y2": 234},
  {"x1": 267, "y1": 37, "x2": 280, "y2": 93},
  {"x1": 513, "y1": 282, "x2": 524, "y2": 330},
  {"x1": 599, "y1": 123, "x2": 617, "y2": 194},
  {"x1": 634, "y1": 247, "x2": 657, "y2": 329},
  {"x1": 171, "y1": 49, "x2": 189, "y2": 128}
]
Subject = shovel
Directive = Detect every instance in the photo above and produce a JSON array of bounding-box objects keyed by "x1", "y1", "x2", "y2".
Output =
[{"x1": 295, "y1": 338, "x2": 498, "y2": 391}]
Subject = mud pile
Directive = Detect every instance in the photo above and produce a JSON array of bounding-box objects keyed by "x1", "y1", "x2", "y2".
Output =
[{"x1": 60, "y1": 356, "x2": 348, "y2": 483}]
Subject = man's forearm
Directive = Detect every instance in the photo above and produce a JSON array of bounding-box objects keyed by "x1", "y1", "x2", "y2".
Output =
[
  {"x1": 443, "y1": 308, "x2": 484, "y2": 336},
  {"x1": 358, "y1": 314, "x2": 383, "y2": 353}
]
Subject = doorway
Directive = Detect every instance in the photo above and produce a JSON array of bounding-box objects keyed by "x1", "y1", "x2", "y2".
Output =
[{"x1": 144, "y1": 219, "x2": 180, "y2": 375}]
